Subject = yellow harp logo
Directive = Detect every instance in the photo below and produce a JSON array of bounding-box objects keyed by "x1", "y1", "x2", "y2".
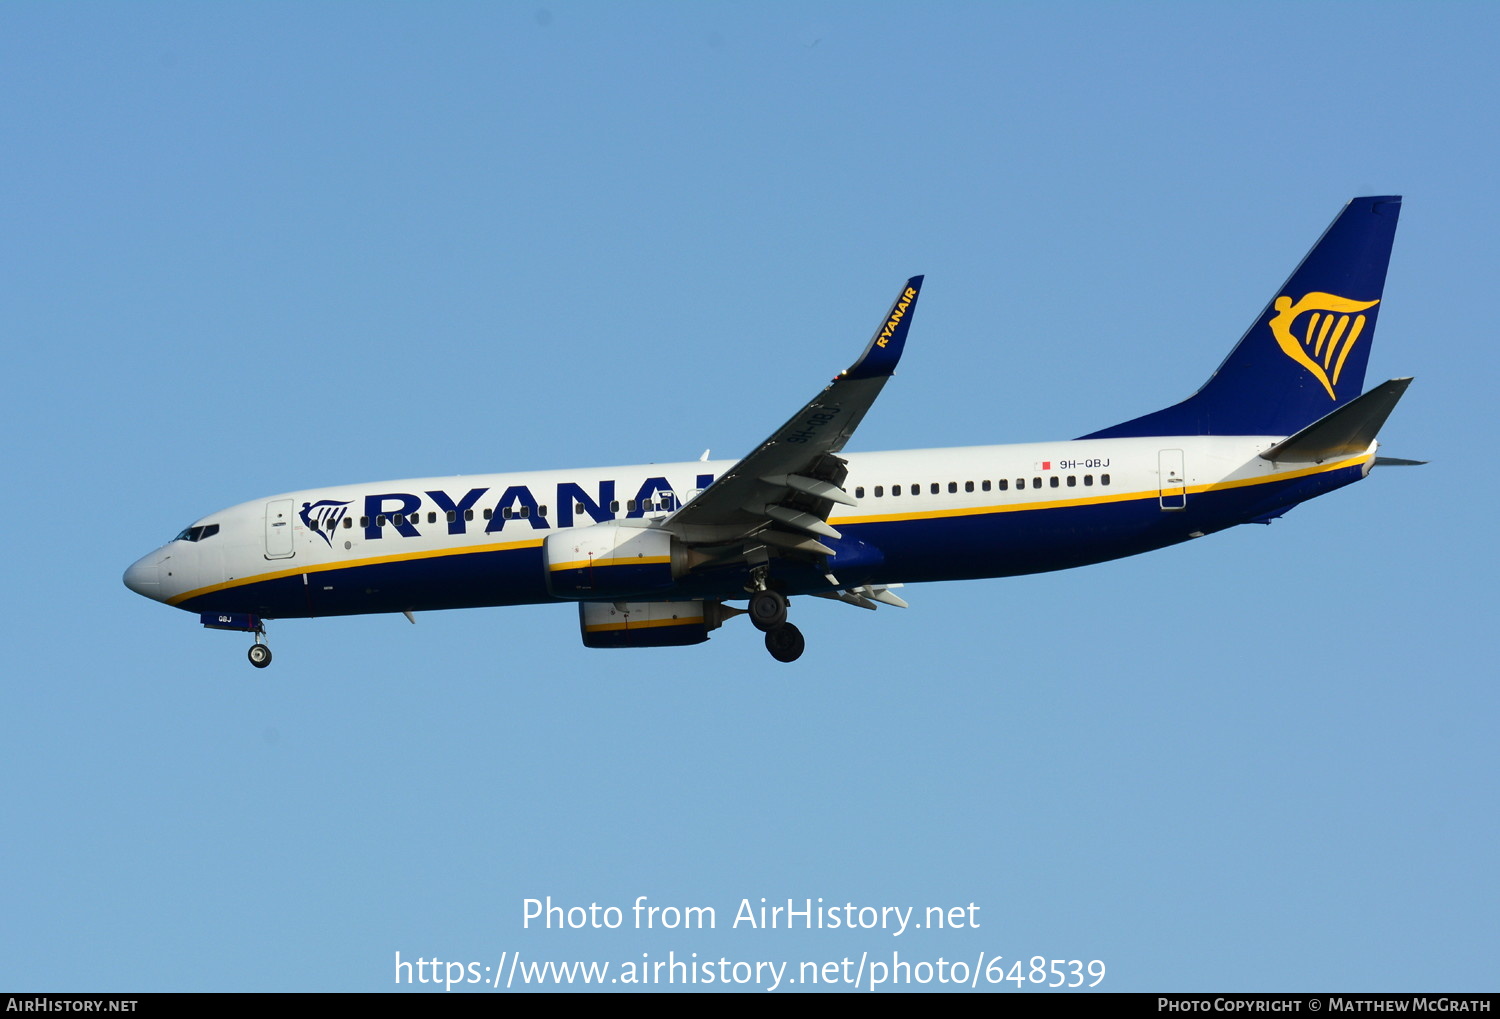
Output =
[{"x1": 1269, "y1": 292, "x2": 1380, "y2": 399}]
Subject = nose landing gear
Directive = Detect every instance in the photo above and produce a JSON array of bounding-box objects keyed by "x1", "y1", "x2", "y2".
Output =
[
  {"x1": 248, "y1": 641, "x2": 272, "y2": 668},
  {"x1": 198, "y1": 613, "x2": 273, "y2": 669}
]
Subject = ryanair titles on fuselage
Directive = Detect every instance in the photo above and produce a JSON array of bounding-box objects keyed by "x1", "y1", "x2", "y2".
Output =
[{"x1": 305, "y1": 472, "x2": 719, "y2": 544}]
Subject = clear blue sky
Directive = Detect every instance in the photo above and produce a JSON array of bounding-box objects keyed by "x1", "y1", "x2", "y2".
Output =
[{"x1": 3, "y1": 1, "x2": 1493, "y2": 992}]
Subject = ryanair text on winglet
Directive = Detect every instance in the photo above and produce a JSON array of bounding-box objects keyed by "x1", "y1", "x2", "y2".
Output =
[{"x1": 876, "y1": 287, "x2": 919, "y2": 348}]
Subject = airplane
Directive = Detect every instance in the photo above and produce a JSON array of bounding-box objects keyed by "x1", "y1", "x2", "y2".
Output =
[{"x1": 124, "y1": 195, "x2": 1417, "y2": 667}]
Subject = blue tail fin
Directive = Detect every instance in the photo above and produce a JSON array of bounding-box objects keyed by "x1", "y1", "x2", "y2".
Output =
[{"x1": 1081, "y1": 196, "x2": 1402, "y2": 439}]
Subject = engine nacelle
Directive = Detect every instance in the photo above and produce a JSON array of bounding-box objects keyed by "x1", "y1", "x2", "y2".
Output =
[
  {"x1": 578, "y1": 600, "x2": 726, "y2": 649},
  {"x1": 544, "y1": 523, "x2": 689, "y2": 599}
]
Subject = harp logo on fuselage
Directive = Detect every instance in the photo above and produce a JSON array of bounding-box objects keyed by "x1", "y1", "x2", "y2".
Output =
[
  {"x1": 1268, "y1": 291, "x2": 1380, "y2": 399},
  {"x1": 299, "y1": 500, "x2": 351, "y2": 548}
]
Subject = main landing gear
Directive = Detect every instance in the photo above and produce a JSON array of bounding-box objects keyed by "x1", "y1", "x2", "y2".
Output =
[
  {"x1": 748, "y1": 588, "x2": 805, "y2": 663},
  {"x1": 763, "y1": 622, "x2": 805, "y2": 663}
]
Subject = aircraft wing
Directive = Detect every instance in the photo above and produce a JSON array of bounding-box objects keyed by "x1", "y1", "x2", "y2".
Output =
[{"x1": 665, "y1": 276, "x2": 923, "y2": 551}]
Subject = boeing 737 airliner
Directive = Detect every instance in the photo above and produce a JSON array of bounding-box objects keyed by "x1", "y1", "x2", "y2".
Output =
[{"x1": 124, "y1": 196, "x2": 1416, "y2": 665}]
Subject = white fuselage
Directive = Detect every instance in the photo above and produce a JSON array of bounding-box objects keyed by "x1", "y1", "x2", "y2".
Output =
[{"x1": 123, "y1": 435, "x2": 1373, "y2": 619}]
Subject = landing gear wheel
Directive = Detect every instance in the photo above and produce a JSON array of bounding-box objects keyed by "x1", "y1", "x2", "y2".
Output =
[
  {"x1": 749, "y1": 589, "x2": 789, "y2": 632},
  {"x1": 764, "y1": 622, "x2": 805, "y2": 663},
  {"x1": 248, "y1": 644, "x2": 272, "y2": 669}
]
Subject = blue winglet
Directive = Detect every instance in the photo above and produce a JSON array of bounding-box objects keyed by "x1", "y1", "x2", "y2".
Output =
[{"x1": 843, "y1": 276, "x2": 924, "y2": 380}]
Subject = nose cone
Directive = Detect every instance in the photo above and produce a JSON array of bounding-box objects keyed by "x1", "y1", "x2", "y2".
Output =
[{"x1": 123, "y1": 553, "x2": 162, "y2": 600}]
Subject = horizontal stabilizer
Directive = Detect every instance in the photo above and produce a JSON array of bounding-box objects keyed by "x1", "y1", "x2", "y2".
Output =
[
  {"x1": 1374, "y1": 456, "x2": 1428, "y2": 466},
  {"x1": 1261, "y1": 378, "x2": 1412, "y2": 463}
]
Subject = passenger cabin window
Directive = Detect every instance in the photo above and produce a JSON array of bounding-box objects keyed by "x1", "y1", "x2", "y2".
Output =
[
  {"x1": 998, "y1": 479, "x2": 1008, "y2": 491},
  {"x1": 855, "y1": 486, "x2": 865, "y2": 499},
  {"x1": 893, "y1": 485, "x2": 902, "y2": 496},
  {"x1": 874, "y1": 486, "x2": 884, "y2": 497}
]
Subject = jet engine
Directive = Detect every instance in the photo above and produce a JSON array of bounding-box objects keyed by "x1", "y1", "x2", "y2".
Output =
[{"x1": 577, "y1": 599, "x2": 730, "y2": 648}]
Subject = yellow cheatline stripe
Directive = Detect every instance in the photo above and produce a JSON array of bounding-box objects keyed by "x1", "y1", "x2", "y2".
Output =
[
  {"x1": 828, "y1": 454, "x2": 1370, "y2": 526},
  {"x1": 584, "y1": 616, "x2": 705, "y2": 633},
  {"x1": 548, "y1": 556, "x2": 672, "y2": 573},
  {"x1": 166, "y1": 536, "x2": 546, "y2": 606}
]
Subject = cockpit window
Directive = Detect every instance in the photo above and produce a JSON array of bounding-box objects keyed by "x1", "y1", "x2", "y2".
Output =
[{"x1": 173, "y1": 523, "x2": 220, "y2": 542}]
